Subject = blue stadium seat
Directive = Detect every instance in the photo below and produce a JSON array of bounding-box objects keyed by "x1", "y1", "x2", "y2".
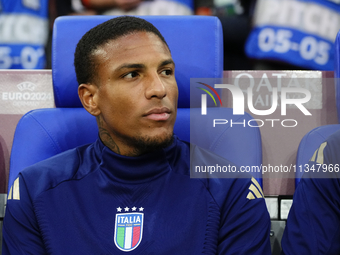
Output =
[
  {"x1": 295, "y1": 124, "x2": 340, "y2": 186},
  {"x1": 336, "y1": 28, "x2": 340, "y2": 122},
  {"x1": 8, "y1": 16, "x2": 263, "y2": 192},
  {"x1": 295, "y1": 29, "x2": 340, "y2": 187}
]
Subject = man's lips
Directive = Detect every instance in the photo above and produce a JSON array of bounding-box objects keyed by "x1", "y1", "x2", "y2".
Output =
[{"x1": 144, "y1": 107, "x2": 171, "y2": 121}]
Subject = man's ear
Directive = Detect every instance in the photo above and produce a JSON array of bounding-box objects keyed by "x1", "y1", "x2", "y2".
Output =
[{"x1": 78, "y1": 84, "x2": 101, "y2": 116}]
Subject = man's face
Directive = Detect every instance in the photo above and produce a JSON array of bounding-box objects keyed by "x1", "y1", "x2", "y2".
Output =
[{"x1": 88, "y1": 31, "x2": 178, "y2": 156}]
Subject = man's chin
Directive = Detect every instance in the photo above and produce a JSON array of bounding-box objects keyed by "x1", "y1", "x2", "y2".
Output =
[{"x1": 128, "y1": 133, "x2": 174, "y2": 156}]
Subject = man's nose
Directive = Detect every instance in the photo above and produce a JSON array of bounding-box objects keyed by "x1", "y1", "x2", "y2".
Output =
[{"x1": 145, "y1": 72, "x2": 167, "y2": 99}]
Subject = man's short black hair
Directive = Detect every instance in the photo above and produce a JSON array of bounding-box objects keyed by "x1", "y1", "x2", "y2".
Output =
[{"x1": 74, "y1": 16, "x2": 169, "y2": 85}]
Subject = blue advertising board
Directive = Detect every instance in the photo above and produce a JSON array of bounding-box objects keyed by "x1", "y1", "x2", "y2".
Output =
[{"x1": 245, "y1": 0, "x2": 340, "y2": 70}]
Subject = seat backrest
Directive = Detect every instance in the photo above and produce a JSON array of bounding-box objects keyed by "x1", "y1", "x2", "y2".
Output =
[
  {"x1": 52, "y1": 16, "x2": 223, "y2": 108},
  {"x1": 8, "y1": 16, "x2": 263, "y2": 192},
  {"x1": 295, "y1": 124, "x2": 340, "y2": 187},
  {"x1": 295, "y1": 29, "x2": 340, "y2": 187},
  {"x1": 335, "y1": 30, "x2": 340, "y2": 122}
]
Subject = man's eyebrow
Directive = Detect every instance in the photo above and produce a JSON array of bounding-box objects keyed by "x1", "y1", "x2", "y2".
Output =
[
  {"x1": 160, "y1": 59, "x2": 175, "y2": 67},
  {"x1": 115, "y1": 59, "x2": 174, "y2": 72},
  {"x1": 116, "y1": 63, "x2": 146, "y2": 71}
]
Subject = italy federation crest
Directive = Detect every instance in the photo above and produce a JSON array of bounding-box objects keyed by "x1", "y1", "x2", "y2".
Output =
[{"x1": 114, "y1": 212, "x2": 144, "y2": 252}]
